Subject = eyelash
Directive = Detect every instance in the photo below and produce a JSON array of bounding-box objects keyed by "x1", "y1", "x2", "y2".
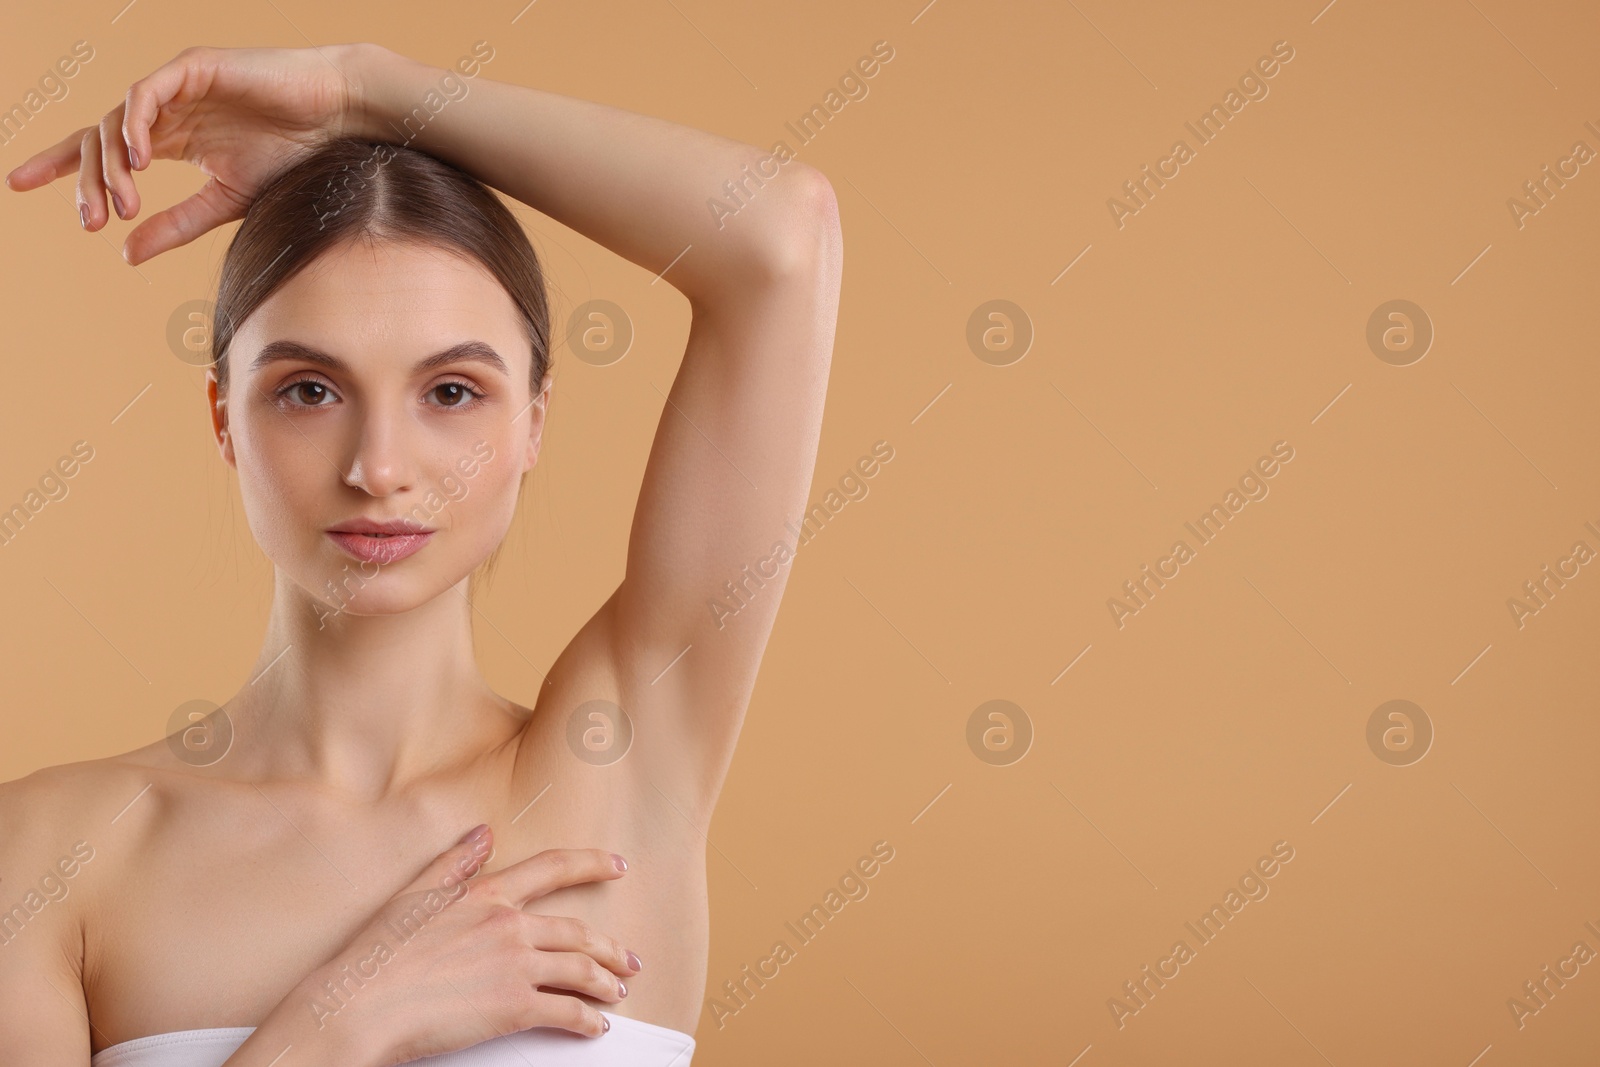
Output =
[{"x1": 273, "y1": 376, "x2": 488, "y2": 411}]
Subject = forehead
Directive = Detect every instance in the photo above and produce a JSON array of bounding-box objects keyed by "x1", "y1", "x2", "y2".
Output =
[{"x1": 235, "y1": 238, "x2": 526, "y2": 362}]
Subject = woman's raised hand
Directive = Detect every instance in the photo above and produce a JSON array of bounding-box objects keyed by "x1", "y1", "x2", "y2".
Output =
[
  {"x1": 281, "y1": 825, "x2": 642, "y2": 1066},
  {"x1": 3, "y1": 43, "x2": 377, "y2": 266}
]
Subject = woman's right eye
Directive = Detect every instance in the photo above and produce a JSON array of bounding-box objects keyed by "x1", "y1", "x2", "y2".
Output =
[{"x1": 277, "y1": 378, "x2": 338, "y2": 407}]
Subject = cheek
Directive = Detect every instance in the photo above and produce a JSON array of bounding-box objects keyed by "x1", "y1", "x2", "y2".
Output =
[{"x1": 232, "y1": 425, "x2": 327, "y2": 555}]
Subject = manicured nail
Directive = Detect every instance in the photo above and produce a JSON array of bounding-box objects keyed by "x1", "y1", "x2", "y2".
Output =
[
  {"x1": 611, "y1": 853, "x2": 627, "y2": 872},
  {"x1": 625, "y1": 951, "x2": 641, "y2": 971},
  {"x1": 601, "y1": 1016, "x2": 610, "y2": 1033},
  {"x1": 617, "y1": 981, "x2": 628, "y2": 998},
  {"x1": 78, "y1": 203, "x2": 88, "y2": 229},
  {"x1": 112, "y1": 192, "x2": 125, "y2": 218},
  {"x1": 460, "y1": 823, "x2": 488, "y2": 844},
  {"x1": 128, "y1": 144, "x2": 140, "y2": 169}
]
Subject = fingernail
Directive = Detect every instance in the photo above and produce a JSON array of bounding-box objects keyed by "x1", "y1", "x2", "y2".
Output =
[
  {"x1": 112, "y1": 192, "x2": 125, "y2": 219},
  {"x1": 79, "y1": 203, "x2": 88, "y2": 229},
  {"x1": 625, "y1": 951, "x2": 641, "y2": 971},
  {"x1": 611, "y1": 853, "x2": 627, "y2": 872},
  {"x1": 128, "y1": 145, "x2": 140, "y2": 169},
  {"x1": 460, "y1": 823, "x2": 488, "y2": 844},
  {"x1": 617, "y1": 981, "x2": 628, "y2": 998},
  {"x1": 601, "y1": 1016, "x2": 610, "y2": 1033}
]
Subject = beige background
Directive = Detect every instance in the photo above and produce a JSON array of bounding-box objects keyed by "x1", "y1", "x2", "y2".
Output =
[{"x1": 4, "y1": 0, "x2": 1599, "y2": 1063}]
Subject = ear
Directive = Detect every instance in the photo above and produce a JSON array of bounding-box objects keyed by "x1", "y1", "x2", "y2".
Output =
[
  {"x1": 207, "y1": 369, "x2": 236, "y2": 469},
  {"x1": 521, "y1": 371, "x2": 554, "y2": 473}
]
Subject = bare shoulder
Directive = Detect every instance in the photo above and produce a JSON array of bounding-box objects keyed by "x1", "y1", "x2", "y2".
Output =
[{"x1": 0, "y1": 753, "x2": 162, "y2": 876}]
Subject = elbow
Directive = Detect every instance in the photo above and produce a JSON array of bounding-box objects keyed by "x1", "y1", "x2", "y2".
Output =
[{"x1": 750, "y1": 164, "x2": 842, "y2": 283}]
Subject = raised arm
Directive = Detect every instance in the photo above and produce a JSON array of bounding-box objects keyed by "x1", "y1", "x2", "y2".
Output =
[
  {"x1": 6, "y1": 40, "x2": 841, "y2": 814},
  {"x1": 345, "y1": 45, "x2": 843, "y2": 801}
]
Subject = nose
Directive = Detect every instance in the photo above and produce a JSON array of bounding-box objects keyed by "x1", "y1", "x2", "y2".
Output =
[{"x1": 341, "y1": 402, "x2": 418, "y2": 497}]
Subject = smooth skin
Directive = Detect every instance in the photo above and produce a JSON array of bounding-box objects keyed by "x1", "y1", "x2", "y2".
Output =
[{"x1": 0, "y1": 42, "x2": 840, "y2": 1067}]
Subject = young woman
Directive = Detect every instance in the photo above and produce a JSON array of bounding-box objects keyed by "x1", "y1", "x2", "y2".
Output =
[{"x1": 0, "y1": 41, "x2": 840, "y2": 1066}]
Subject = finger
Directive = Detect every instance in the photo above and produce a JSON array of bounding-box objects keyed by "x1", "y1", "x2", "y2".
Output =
[
  {"x1": 489, "y1": 848, "x2": 628, "y2": 906},
  {"x1": 531, "y1": 951, "x2": 629, "y2": 1004},
  {"x1": 5, "y1": 127, "x2": 89, "y2": 192},
  {"x1": 99, "y1": 104, "x2": 139, "y2": 220},
  {"x1": 123, "y1": 47, "x2": 205, "y2": 173},
  {"x1": 400, "y1": 825, "x2": 494, "y2": 897},
  {"x1": 518, "y1": 992, "x2": 612, "y2": 1039},
  {"x1": 122, "y1": 176, "x2": 250, "y2": 265},
  {"x1": 526, "y1": 915, "x2": 640, "y2": 977},
  {"x1": 77, "y1": 128, "x2": 107, "y2": 230}
]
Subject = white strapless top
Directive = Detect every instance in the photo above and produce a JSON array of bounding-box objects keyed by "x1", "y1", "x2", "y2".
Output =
[{"x1": 90, "y1": 1012, "x2": 695, "y2": 1067}]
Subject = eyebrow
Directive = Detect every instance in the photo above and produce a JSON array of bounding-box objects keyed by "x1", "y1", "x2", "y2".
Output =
[{"x1": 248, "y1": 339, "x2": 510, "y2": 377}]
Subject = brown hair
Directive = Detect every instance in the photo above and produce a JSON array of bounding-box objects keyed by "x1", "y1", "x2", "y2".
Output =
[{"x1": 211, "y1": 137, "x2": 550, "y2": 390}]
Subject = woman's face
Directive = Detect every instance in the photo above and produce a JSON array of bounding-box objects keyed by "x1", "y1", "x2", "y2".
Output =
[{"x1": 211, "y1": 238, "x2": 548, "y2": 621}]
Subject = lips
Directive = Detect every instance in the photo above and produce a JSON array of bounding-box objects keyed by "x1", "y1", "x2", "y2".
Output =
[{"x1": 326, "y1": 518, "x2": 436, "y2": 565}]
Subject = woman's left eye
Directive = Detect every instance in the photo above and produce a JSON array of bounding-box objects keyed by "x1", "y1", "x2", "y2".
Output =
[{"x1": 428, "y1": 381, "x2": 485, "y2": 408}]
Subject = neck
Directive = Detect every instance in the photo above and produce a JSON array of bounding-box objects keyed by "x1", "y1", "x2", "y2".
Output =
[{"x1": 222, "y1": 569, "x2": 523, "y2": 797}]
